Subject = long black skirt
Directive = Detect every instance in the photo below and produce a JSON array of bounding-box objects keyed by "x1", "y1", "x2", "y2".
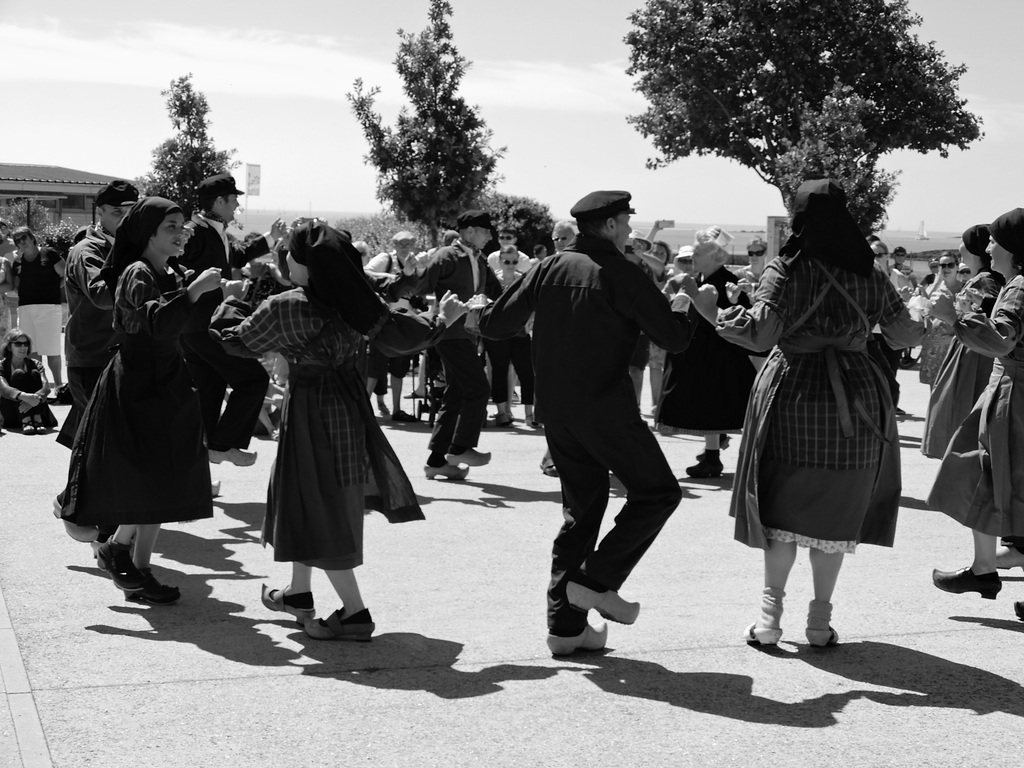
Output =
[{"x1": 61, "y1": 350, "x2": 213, "y2": 526}]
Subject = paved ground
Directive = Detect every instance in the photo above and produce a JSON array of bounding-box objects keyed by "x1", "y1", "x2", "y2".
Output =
[{"x1": 2, "y1": 367, "x2": 1022, "y2": 767}]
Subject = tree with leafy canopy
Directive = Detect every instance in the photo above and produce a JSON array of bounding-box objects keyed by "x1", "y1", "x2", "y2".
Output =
[
  {"x1": 478, "y1": 191, "x2": 555, "y2": 256},
  {"x1": 626, "y1": 0, "x2": 982, "y2": 232},
  {"x1": 137, "y1": 74, "x2": 236, "y2": 216},
  {"x1": 348, "y1": 0, "x2": 504, "y2": 245}
]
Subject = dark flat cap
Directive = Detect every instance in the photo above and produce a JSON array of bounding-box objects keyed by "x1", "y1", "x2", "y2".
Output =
[
  {"x1": 570, "y1": 190, "x2": 635, "y2": 221},
  {"x1": 456, "y1": 210, "x2": 493, "y2": 229},
  {"x1": 95, "y1": 180, "x2": 140, "y2": 207},
  {"x1": 199, "y1": 173, "x2": 245, "y2": 198}
]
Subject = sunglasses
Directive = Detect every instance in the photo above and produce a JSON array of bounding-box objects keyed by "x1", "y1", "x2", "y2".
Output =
[
  {"x1": 11, "y1": 340, "x2": 29, "y2": 347},
  {"x1": 939, "y1": 263, "x2": 956, "y2": 269},
  {"x1": 13, "y1": 236, "x2": 30, "y2": 245},
  {"x1": 500, "y1": 260, "x2": 517, "y2": 266},
  {"x1": 748, "y1": 249, "x2": 766, "y2": 256},
  {"x1": 395, "y1": 239, "x2": 415, "y2": 247},
  {"x1": 498, "y1": 235, "x2": 515, "y2": 241},
  {"x1": 958, "y1": 269, "x2": 971, "y2": 275}
]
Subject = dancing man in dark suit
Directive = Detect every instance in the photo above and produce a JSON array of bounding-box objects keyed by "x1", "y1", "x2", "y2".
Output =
[{"x1": 177, "y1": 173, "x2": 286, "y2": 466}]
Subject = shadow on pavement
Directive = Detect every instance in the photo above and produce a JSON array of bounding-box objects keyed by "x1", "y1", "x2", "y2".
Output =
[
  {"x1": 948, "y1": 615, "x2": 1024, "y2": 634},
  {"x1": 296, "y1": 633, "x2": 566, "y2": 698},
  {"x1": 419, "y1": 481, "x2": 563, "y2": 508},
  {"x1": 573, "y1": 654, "x2": 855, "y2": 727},
  {"x1": 793, "y1": 640, "x2": 1024, "y2": 717}
]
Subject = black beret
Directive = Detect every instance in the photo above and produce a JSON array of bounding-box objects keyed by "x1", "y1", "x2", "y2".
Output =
[
  {"x1": 456, "y1": 210, "x2": 493, "y2": 229},
  {"x1": 198, "y1": 173, "x2": 245, "y2": 198},
  {"x1": 95, "y1": 179, "x2": 140, "y2": 207},
  {"x1": 570, "y1": 190, "x2": 635, "y2": 221},
  {"x1": 961, "y1": 224, "x2": 990, "y2": 258}
]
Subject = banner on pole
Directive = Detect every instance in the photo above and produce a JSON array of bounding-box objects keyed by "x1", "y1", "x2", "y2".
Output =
[{"x1": 246, "y1": 164, "x2": 261, "y2": 196}]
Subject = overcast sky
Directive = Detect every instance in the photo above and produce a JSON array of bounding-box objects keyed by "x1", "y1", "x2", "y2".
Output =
[{"x1": 1, "y1": 0, "x2": 1019, "y2": 232}]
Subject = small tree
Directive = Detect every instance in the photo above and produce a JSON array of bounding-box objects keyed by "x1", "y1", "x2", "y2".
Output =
[
  {"x1": 0, "y1": 201, "x2": 50, "y2": 232},
  {"x1": 334, "y1": 213, "x2": 433, "y2": 256},
  {"x1": 137, "y1": 74, "x2": 236, "y2": 216},
  {"x1": 626, "y1": 0, "x2": 982, "y2": 231},
  {"x1": 348, "y1": 0, "x2": 504, "y2": 245}
]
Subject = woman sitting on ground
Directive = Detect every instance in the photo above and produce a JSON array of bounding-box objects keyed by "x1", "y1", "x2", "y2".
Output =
[{"x1": 0, "y1": 328, "x2": 57, "y2": 433}]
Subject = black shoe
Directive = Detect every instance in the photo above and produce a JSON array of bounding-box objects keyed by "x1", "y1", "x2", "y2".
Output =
[
  {"x1": 1015, "y1": 602, "x2": 1024, "y2": 621},
  {"x1": 686, "y1": 455, "x2": 723, "y2": 478},
  {"x1": 97, "y1": 540, "x2": 147, "y2": 591},
  {"x1": 391, "y1": 409, "x2": 418, "y2": 423},
  {"x1": 932, "y1": 567, "x2": 1001, "y2": 599},
  {"x1": 125, "y1": 569, "x2": 180, "y2": 605}
]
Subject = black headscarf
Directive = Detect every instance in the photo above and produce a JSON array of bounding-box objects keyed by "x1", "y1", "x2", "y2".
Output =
[
  {"x1": 780, "y1": 179, "x2": 874, "y2": 277},
  {"x1": 961, "y1": 224, "x2": 990, "y2": 258},
  {"x1": 288, "y1": 220, "x2": 386, "y2": 335},
  {"x1": 989, "y1": 208, "x2": 1024, "y2": 257},
  {"x1": 100, "y1": 197, "x2": 183, "y2": 292}
]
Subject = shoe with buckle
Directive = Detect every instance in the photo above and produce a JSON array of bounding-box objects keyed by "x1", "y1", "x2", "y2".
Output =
[
  {"x1": 547, "y1": 621, "x2": 608, "y2": 656},
  {"x1": 445, "y1": 448, "x2": 491, "y2": 467},
  {"x1": 932, "y1": 566, "x2": 1001, "y2": 599},
  {"x1": 261, "y1": 584, "x2": 315, "y2": 623},
  {"x1": 424, "y1": 463, "x2": 469, "y2": 481},
  {"x1": 208, "y1": 447, "x2": 257, "y2": 467},
  {"x1": 96, "y1": 540, "x2": 147, "y2": 591},
  {"x1": 565, "y1": 581, "x2": 640, "y2": 625},
  {"x1": 304, "y1": 608, "x2": 374, "y2": 641}
]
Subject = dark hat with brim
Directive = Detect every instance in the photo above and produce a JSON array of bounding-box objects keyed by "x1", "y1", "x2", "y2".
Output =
[
  {"x1": 95, "y1": 179, "x2": 140, "y2": 208},
  {"x1": 456, "y1": 210, "x2": 493, "y2": 230},
  {"x1": 570, "y1": 190, "x2": 635, "y2": 221},
  {"x1": 198, "y1": 173, "x2": 245, "y2": 198}
]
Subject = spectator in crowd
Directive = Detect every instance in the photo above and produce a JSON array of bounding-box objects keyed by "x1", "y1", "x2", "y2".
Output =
[
  {"x1": 868, "y1": 239, "x2": 904, "y2": 412},
  {"x1": 484, "y1": 246, "x2": 535, "y2": 426},
  {"x1": 0, "y1": 328, "x2": 57, "y2": 433},
  {"x1": 0, "y1": 220, "x2": 18, "y2": 337},
  {"x1": 918, "y1": 251, "x2": 964, "y2": 386},
  {"x1": 9, "y1": 227, "x2": 65, "y2": 388},
  {"x1": 364, "y1": 230, "x2": 425, "y2": 422},
  {"x1": 487, "y1": 228, "x2": 532, "y2": 275}
]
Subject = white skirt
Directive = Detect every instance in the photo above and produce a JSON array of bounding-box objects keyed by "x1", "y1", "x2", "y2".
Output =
[{"x1": 18, "y1": 304, "x2": 63, "y2": 355}]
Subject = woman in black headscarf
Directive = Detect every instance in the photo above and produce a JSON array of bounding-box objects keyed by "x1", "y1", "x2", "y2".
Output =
[
  {"x1": 59, "y1": 197, "x2": 225, "y2": 605},
  {"x1": 929, "y1": 208, "x2": 1024, "y2": 612},
  {"x1": 920, "y1": 225, "x2": 1005, "y2": 458},
  {"x1": 214, "y1": 220, "x2": 465, "y2": 641},
  {"x1": 686, "y1": 179, "x2": 923, "y2": 647}
]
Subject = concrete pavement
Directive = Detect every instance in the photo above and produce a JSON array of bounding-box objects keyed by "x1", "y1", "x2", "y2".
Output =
[{"x1": 1, "y1": 368, "x2": 1022, "y2": 767}]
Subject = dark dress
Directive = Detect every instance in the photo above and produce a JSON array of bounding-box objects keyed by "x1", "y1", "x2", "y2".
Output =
[
  {"x1": 217, "y1": 289, "x2": 433, "y2": 569},
  {"x1": 921, "y1": 270, "x2": 1004, "y2": 458},
  {"x1": 60, "y1": 260, "x2": 213, "y2": 526},
  {"x1": 657, "y1": 266, "x2": 759, "y2": 434},
  {"x1": 929, "y1": 275, "x2": 1024, "y2": 537},
  {"x1": 718, "y1": 257, "x2": 923, "y2": 552},
  {"x1": 0, "y1": 357, "x2": 58, "y2": 430}
]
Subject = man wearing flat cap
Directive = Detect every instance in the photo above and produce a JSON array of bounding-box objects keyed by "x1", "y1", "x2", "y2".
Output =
[
  {"x1": 177, "y1": 172, "x2": 287, "y2": 467},
  {"x1": 391, "y1": 208, "x2": 502, "y2": 479},
  {"x1": 56, "y1": 180, "x2": 140, "y2": 450},
  {"x1": 477, "y1": 190, "x2": 693, "y2": 655}
]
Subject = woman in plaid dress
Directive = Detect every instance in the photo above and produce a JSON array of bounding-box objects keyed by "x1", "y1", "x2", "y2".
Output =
[
  {"x1": 928, "y1": 208, "x2": 1024, "y2": 608},
  {"x1": 687, "y1": 180, "x2": 923, "y2": 647},
  {"x1": 217, "y1": 221, "x2": 464, "y2": 641}
]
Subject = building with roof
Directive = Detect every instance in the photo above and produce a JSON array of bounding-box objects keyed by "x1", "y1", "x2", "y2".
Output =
[{"x1": 0, "y1": 163, "x2": 123, "y2": 227}]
